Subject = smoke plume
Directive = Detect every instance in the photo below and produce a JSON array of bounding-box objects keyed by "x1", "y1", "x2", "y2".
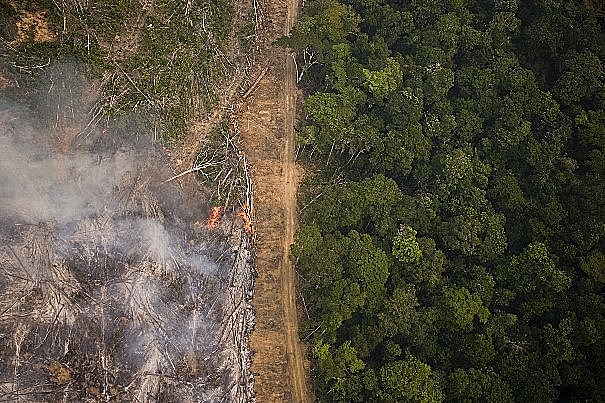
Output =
[{"x1": 0, "y1": 71, "x2": 253, "y2": 402}]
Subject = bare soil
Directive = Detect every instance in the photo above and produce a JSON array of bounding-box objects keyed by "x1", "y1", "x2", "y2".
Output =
[
  {"x1": 8, "y1": 1, "x2": 55, "y2": 46},
  {"x1": 234, "y1": 0, "x2": 313, "y2": 399},
  {"x1": 172, "y1": 0, "x2": 312, "y2": 398}
]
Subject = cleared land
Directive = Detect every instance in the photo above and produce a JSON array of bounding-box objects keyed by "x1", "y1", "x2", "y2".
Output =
[
  {"x1": 172, "y1": 0, "x2": 311, "y2": 399},
  {"x1": 235, "y1": 0, "x2": 312, "y2": 400}
]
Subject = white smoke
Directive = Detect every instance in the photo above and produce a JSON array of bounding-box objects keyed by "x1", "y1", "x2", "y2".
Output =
[{"x1": 0, "y1": 85, "x2": 253, "y2": 401}]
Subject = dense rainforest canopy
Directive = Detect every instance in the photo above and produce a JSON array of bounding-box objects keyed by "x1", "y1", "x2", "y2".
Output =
[{"x1": 284, "y1": 0, "x2": 605, "y2": 401}]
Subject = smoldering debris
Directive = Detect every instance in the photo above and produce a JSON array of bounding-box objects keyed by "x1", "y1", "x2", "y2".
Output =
[{"x1": 0, "y1": 103, "x2": 255, "y2": 402}]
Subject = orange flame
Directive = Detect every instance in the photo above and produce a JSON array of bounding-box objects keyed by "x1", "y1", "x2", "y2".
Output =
[
  {"x1": 206, "y1": 206, "x2": 224, "y2": 230},
  {"x1": 237, "y1": 204, "x2": 254, "y2": 235}
]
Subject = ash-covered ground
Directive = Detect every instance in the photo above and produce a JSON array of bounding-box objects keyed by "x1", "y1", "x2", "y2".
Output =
[{"x1": 0, "y1": 98, "x2": 255, "y2": 401}]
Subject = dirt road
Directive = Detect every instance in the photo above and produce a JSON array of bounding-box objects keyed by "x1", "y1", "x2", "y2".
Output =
[
  {"x1": 172, "y1": 0, "x2": 310, "y2": 398},
  {"x1": 281, "y1": 0, "x2": 309, "y2": 400},
  {"x1": 282, "y1": 0, "x2": 311, "y2": 402},
  {"x1": 237, "y1": 0, "x2": 312, "y2": 400}
]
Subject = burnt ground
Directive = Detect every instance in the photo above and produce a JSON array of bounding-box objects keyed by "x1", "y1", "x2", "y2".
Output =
[{"x1": 0, "y1": 105, "x2": 256, "y2": 401}]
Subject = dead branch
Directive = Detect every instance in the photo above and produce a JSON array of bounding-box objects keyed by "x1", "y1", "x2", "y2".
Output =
[
  {"x1": 114, "y1": 63, "x2": 154, "y2": 106},
  {"x1": 300, "y1": 192, "x2": 323, "y2": 212},
  {"x1": 9, "y1": 58, "x2": 51, "y2": 74},
  {"x1": 241, "y1": 67, "x2": 268, "y2": 99}
]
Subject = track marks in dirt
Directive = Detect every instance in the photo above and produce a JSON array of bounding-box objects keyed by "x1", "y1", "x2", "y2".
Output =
[
  {"x1": 281, "y1": 1, "x2": 310, "y2": 400},
  {"x1": 171, "y1": 0, "x2": 310, "y2": 398},
  {"x1": 236, "y1": 0, "x2": 311, "y2": 399}
]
